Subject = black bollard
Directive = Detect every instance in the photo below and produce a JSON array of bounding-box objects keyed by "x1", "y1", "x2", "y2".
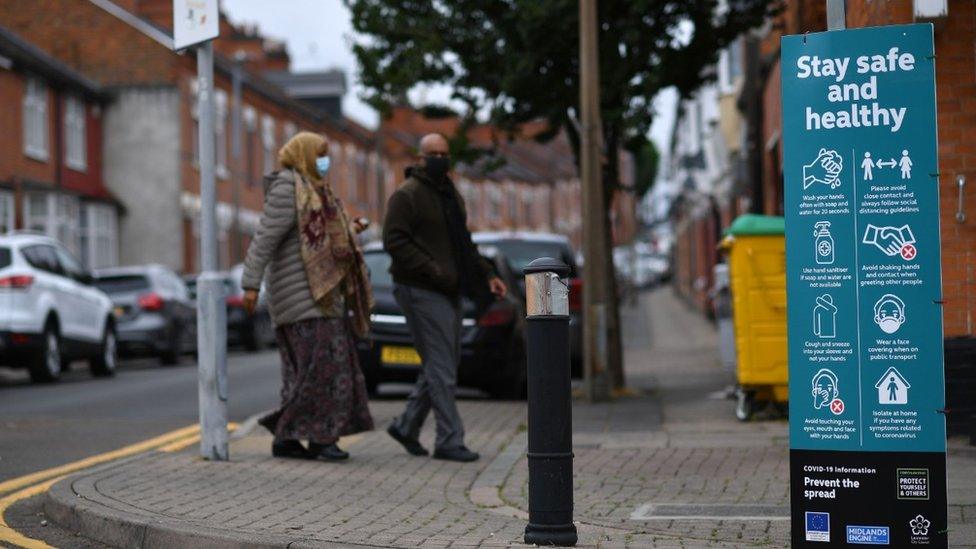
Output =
[{"x1": 523, "y1": 258, "x2": 577, "y2": 547}]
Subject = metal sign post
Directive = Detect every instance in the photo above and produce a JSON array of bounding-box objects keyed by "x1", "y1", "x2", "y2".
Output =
[
  {"x1": 781, "y1": 22, "x2": 947, "y2": 547},
  {"x1": 173, "y1": 0, "x2": 227, "y2": 461}
]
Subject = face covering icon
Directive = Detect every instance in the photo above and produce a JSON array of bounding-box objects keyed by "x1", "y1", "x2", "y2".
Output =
[
  {"x1": 873, "y1": 294, "x2": 906, "y2": 334},
  {"x1": 811, "y1": 368, "x2": 839, "y2": 410}
]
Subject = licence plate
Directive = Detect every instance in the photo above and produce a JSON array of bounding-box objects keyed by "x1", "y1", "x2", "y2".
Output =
[{"x1": 381, "y1": 346, "x2": 422, "y2": 366}]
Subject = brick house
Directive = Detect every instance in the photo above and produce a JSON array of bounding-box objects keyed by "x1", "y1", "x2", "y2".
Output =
[
  {"x1": 376, "y1": 105, "x2": 642, "y2": 251},
  {"x1": 669, "y1": 0, "x2": 975, "y2": 339},
  {"x1": 0, "y1": 25, "x2": 119, "y2": 269},
  {"x1": 0, "y1": 0, "x2": 380, "y2": 274},
  {"x1": 742, "y1": 0, "x2": 976, "y2": 339}
]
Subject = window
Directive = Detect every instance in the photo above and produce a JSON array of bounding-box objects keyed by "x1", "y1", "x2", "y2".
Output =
[
  {"x1": 261, "y1": 115, "x2": 276, "y2": 174},
  {"x1": 24, "y1": 192, "x2": 53, "y2": 235},
  {"x1": 64, "y1": 95, "x2": 87, "y2": 171},
  {"x1": 83, "y1": 203, "x2": 118, "y2": 269},
  {"x1": 54, "y1": 246, "x2": 88, "y2": 283},
  {"x1": 215, "y1": 90, "x2": 228, "y2": 178},
  {"x1": 23, "y1": 193, "x2": 83, "y2": 259},
  {"x1": 23, "y1": 77, "x2": 49, "y2": 160},
  {"x1": 0, "y1": 191, "x2": 13, "y2": 233},
  {"x1": 21, "y1": 245, "x2": 61, "y2": 275},
  {"x1": 56, "y1": 195, "x2": 81, "y2": 258},
  {"x1": 283, "y1": 121, "x2": 297, "y2": 140}
]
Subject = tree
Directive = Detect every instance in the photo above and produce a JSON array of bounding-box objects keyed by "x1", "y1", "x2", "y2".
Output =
[{"x1": 346, "y1": 0, "x2": 775, "y2": 388}]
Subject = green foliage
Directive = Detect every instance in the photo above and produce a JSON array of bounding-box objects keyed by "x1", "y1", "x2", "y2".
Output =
[
  {"x1": 629, "y1": 137, "x2": 660, "y2": 198},
  {"x1": 345, "y1": 0, "x2": 775, "y2": 187}
]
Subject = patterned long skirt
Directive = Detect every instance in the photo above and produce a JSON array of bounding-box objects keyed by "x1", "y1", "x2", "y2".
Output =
[{"x1": 258, "y1": 317, "x2": 374, "y2": 444}]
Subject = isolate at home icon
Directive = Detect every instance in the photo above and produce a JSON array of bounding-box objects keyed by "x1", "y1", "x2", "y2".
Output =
[{"x1": 814, "y1": 221, "x2": 834, "y2": 264}]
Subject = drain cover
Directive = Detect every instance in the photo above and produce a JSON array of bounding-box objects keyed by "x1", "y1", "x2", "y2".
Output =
[{"x1": 630, "y1": 503, "x2": 789, "y2": 521}]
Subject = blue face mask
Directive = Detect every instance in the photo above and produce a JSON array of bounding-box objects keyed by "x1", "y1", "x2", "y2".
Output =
[{"x1": 315, "y1": 156, "x2": 331, "y2": 177}]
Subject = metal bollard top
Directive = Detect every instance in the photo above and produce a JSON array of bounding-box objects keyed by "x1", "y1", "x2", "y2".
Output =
[
  {"x1": 523, "y1": 257, "x2": 572, "y2": 277},
  {"x1": 523, "y1": 257, "x2": 570, "y2": 317}
]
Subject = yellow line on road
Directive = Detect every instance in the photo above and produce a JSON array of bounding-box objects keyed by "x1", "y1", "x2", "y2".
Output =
[
  {"x1": 0, "y1": 476, "x2": 65, "y2": 549},
  {"x1": 0, "y1": 424, "x2": 199, "y2": 497},
  {"x1": 159, "y1": 422, "x2": 239, "y2": 453}
]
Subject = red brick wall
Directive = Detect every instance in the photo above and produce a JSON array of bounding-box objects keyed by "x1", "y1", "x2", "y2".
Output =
[
  {"x1": 0, "y1": 71, "x2": 56, "y2": 186},
  {"x1": 842, "y1": 0, "x2": 976, "y2": 336},
  {"x1": 0, "y1": 0, "x2": 177, "y2": 86},
  {"x1": 60, "y1": 100, "x2": 107, "y2": 199}
]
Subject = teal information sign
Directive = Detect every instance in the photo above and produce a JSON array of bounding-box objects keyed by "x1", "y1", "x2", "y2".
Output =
[{"x1": 782, "y1": 24, "x2": 947, "y2": 547}]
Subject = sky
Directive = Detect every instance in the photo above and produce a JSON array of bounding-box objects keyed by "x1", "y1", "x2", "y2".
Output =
[{"x1": 221, "y1": 0, "x2": 676, "y2": 157}]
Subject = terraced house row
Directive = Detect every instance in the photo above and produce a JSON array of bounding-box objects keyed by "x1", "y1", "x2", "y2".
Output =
[{"x1": 0, "y1": 0, "x2": 610, "y2": 275}]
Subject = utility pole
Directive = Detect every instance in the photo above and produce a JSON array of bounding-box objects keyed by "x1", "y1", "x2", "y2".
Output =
[
  {"x1": 826, "y1": 0, "x2": 846, "y2": 30},
  {"x1": 579, "y1": 0, "x2": 611, "y2": 402},
  {"x1": 174, "y1": 0, "x2": 226, "y2": 462},
  {"x1": 196, "y1": 42, "x2": 229, "y2": 461},
  {"x1": 230, "y1": 51, "x2": 245, "y2": 264}
]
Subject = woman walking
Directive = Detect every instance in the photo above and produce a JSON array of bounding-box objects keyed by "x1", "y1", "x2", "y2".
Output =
[{"x1": 241, "y1": 131, "x2": 374, "y2": 461}]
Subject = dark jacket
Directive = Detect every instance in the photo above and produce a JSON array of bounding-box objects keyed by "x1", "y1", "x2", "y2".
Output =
[{"x1": 382, "y1": 167, "x2": 493, "y2": 297}]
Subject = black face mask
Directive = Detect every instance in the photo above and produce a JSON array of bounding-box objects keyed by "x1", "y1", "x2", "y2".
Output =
[{"x1": 424, "y1": 155, "x2": 450, "y2": 180}]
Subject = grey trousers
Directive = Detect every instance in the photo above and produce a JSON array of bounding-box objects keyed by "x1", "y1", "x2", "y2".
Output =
[{"x1": 390, "y1": 284, "x2": 466, "y2": 451}]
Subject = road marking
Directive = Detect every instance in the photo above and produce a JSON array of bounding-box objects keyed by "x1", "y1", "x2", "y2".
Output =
[
  {"x1": 0, "y1": 424, "x2": 200, "y2": 497},
  {"x1": 0, "y1": 475, "x2": 64, "y2": 549},
  {"x1": 159, "y1": 422, "x2": 239, "y2": 453}
]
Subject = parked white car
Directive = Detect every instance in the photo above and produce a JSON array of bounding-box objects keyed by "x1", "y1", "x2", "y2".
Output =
[{"x1": 0, "y1": 233, "x2": 117, "y2": 382}]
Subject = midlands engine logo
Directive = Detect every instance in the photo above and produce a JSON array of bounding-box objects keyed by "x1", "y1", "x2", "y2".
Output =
[{"x1": 909, "y1": 514, "x2": 931, "y2": 544}]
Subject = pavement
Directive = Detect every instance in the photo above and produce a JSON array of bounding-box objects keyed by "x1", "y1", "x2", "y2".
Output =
[{"x1": 11, "y1": 288, "x2": 976, "y2": 547}]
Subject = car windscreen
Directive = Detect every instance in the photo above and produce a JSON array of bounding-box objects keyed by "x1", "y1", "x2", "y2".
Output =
[
  {"x1": 363, "y1": 252, "x2": 393, "y2": 289},
  {"x1": 489, "y1": 240, "x2": 576, "y2": 277},
  {"x1": 0, "y1": 247, "x2": 10, "y2": 269},
  {"x1": 95, "y1": 275, "x2": 150, "y2": 294}
]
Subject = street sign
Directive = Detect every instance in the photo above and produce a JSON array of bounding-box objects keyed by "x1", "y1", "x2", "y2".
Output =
[
  {"x1": 173, "y1": 0, "x2": 218, "y2": 51},
  {"x1": 782, "y1": 24, "x2": 947, "y2": 548}
]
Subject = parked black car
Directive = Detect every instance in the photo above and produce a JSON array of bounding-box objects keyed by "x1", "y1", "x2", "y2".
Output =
[
  {"x1": 357, "y1": 243, "x2": 527, "y2": 399},
  {"x1": 184, "y1": 266, "x2": 275, "y2": 352},
  {"x1": 472, "y1": 232, "x2": 582, "y2": 377},
  {"x1": 95, "y1": 264, "x2": 196, "y2": 365}
]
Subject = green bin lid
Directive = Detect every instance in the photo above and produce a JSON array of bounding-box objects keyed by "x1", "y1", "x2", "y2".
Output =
[{"x1": 724, "y1": 214, "x2": 785, "y2": 236}]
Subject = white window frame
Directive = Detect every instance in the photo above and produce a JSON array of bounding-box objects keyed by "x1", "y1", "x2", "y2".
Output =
[
  {"x1": 261, "y1": 115, "x2": 276, "y2": 174},
  {"x1": 23, "y1": 77, "x2": 49, "y2": 161},
  {"x1": 64, "y1": 95, "x2": 87, "y2": 172},
  {"x1": 24, "y1": 192, "x2": 55, "y2": 236},
  {"x1": 56, "y1": 194, "x2": 82, "y2": 258},
  {"x1": 84, "y1": 203, "x2": 118, "y2": 269},
  {"x1": 283, "y1": 121, "x2": 297, "y2": 140},
  {"x1": 215, "y1": 90, "x2": 228, "y2": 179},
  {"x1": 0, "y1": 191, "x2": 14, "y2": 233}
]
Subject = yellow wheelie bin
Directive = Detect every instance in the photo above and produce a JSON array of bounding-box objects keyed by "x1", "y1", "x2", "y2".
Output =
[{"x1": 720, "y1": 214, "x2": 788, "y2": 421}]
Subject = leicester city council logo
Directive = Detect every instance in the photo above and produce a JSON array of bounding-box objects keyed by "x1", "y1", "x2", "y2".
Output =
[{"x1": 910, "y1": 514, "x2": 930, "y2": 536}]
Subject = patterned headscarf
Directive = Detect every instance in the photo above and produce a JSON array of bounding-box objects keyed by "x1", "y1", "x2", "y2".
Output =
[{"x1": 278, "y1": 132, "x2": 373, "y2": 337}]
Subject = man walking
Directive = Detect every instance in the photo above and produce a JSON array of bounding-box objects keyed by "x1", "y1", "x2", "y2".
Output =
[{"x1": 383, "y1": 133, "x2": 506, "y2": 462}]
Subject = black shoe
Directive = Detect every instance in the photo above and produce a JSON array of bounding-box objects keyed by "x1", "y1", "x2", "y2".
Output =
[
  {"x1": 387, "y1": 424, "x2": 429, "y2": 456},
  {"x1": 308, "y1": 442, "x2": 350, "y2": 461},
  {"x1": 433, "y1": 446, "x2": 480, "y2": 462},
  {"x1": 272, "y1": 440, "x2": 312, "y2": 460}
]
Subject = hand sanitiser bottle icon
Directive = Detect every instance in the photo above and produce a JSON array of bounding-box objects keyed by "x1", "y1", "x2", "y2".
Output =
[{"x1": 814, "y1": 221, "x2": 834, "y2": 265}]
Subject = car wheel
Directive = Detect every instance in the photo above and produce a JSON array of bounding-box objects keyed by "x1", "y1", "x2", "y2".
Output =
[
  {"x1": 29, "y1": 325, "x2": 62, "y2": 383},
  {"x1": 90, "y1": 325, "x2": 118, "y2": 377},
  {"x1": 160, "y1": 325, "x2": 182, "y2": 366}
]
